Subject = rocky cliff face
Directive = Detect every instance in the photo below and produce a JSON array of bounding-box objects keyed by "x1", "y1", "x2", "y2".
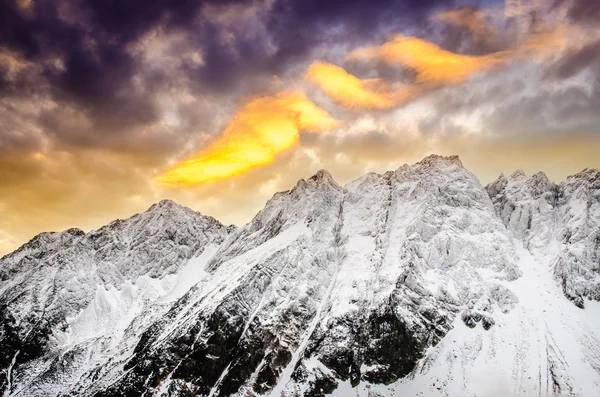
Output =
[
  {"x1": 487, "y1": 168, "x2": 600, "y2": 308},
  {"x1": 1, "y1": 155, "x2": 599, "y2": 397}
]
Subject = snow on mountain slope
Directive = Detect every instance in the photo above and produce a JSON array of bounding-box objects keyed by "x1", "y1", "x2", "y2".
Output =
[
  {"x1": 90, "y1": 155, "x2": 522, "y2": 397},
  {"x1": 1, "y1": 155, "x2": 599, "y2": 397},
  {"x1": 487, "y1": 168, "x2": 600, "y2": 307},
  {"x1": 276, "y1": 155, "x2": 521, "y2": 395},
  {"x1": 0, "y1": 200, "x2": 233, "y2": 396},
  {"x1": 95, "y1": 170, "x2": 347, "y2": 397},
  {"x1": 328, "y1": 243, "x2": 600, "y2": 397},
  {"x1": 554, "y1": 170, "x2": 600, "y2": 307},
  {"x1": 486, "y1": 170, "x2": 558, "y2": 258}
]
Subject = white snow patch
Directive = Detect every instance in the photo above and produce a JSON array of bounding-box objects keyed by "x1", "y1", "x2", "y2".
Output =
[
  {"x1": 2, "y1": 350, "x2": 19, "y2": 397},
  {"x1": 57, "y1": 245, "x2": 219, "y2": 353}
]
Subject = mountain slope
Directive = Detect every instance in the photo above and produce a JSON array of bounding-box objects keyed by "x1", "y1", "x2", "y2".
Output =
[
  {"x1": 1, "y1": 155, "x2": 599, "y2": 397},
  {"x1": 487, "y1": 169, "x2": 600, "y2": 308},
  {"x1": 85, "y1": 155, "x2": 521, "y2": 397},
  {"x1": 329, "y1": 243, "x2": 600, "y2": 397},
  {"x1": 0, "y1": 200, "x2": 234, "y2": 396}
]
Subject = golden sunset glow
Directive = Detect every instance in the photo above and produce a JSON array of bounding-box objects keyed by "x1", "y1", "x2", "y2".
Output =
[
  {"x1": 346, "y1": 29, "x2": 569, "y2": 86},
  {"x1": 305, "y1": 61, "x2": 417, "y2": 109},
  {"x1": 154, "y1": 91, "x2": 340, "y2": 187},
  {"x1": 156, "y1": 27, "x2": 573, "y2": 188}
]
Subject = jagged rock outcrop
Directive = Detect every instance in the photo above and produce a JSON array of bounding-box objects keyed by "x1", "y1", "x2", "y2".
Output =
[{"x1": 487, "y1": 168, "x2": 600, "y2": 308}]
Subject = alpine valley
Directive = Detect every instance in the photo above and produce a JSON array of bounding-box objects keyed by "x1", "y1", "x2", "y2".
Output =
[{"x1": 1, "y1": 155, "x2": 599, "y2": 397}]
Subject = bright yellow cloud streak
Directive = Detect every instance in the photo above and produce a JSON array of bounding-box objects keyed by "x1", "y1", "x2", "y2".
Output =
[
  {"x1": 305, "y1": 61, "x2": 417, "y2": 109},
  {"x1": 154, "y1": 91, "x2": 340, "y2": 187}
]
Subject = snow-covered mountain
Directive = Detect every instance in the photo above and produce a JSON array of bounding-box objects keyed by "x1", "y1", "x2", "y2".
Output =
[
  {"x1": 0, "y1": 201, "x2": 234, "y2": 396},
  {"x1": 1, "y1": 155, "x2": 599, "y2": 397}
]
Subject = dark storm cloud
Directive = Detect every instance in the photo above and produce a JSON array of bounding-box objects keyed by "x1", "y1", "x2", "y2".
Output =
[
  {"x1": 181, "y1": 0, "x2": 450, "y2": 93},
  {"x1": 564, "y1": 0, "x2": 600, "y2": 24},
  {"x1": 265, "y1": 0, "x2": 445, "y2": 60},
  {"x1": 0, "y1": 0, "x2": 450, "y2": 150},
  {"x1": 0, "y1": 0, "x2": 448, "y2": 95},
  {"x1": 184, "y1": 20, "x2": 276, "y2": 94}
]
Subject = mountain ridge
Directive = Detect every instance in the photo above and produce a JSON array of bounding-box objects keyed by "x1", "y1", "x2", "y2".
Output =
[
  {"x1": 6, "y1": 153, "x2": 595, "y2": 255},
  {"x1": 1, "y1": 154, "x2": 599, "y2": 397}
]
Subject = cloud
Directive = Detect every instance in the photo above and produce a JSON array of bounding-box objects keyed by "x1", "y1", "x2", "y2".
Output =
[
  {"x1": 545, "y1": 37, "x2": 600, "y2": 80},
  {"x1": 154, "y1": 91, "x2": 340, "y2": 187},
  {"x1": 346, "y1": 28, "x2": 568, "y2": 86},
  {"x1": 564, "y1": 0, "x2": 600, "y2": 25},
  {"x1": 430, "y1": 8, "x2": 498, "y2": 39},
  {"x1": 305, "y1": 23, "x2": 574, "y2": 114},
  {"x1": 346, "y1": 34, "x2": 502, "y2": 85},
  {"x1": 305, "y1": 61, "x2": 417, "y2": 109},
  {"x1": 0, "y1": 0, "x2": 448, "y2": 157},
  {"x1": 15, "y1": 0, "x2": 33, "y2": 10}
]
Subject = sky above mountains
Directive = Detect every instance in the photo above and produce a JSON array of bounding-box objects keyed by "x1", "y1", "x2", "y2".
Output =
[{"x1": 1, "y1": 0, "x2": 599, "y2": 254}]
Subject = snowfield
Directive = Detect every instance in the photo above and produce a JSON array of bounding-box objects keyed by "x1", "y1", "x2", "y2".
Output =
[
  {"x1": 330, "y1": 243, "x2": 600, "y2": 397},
  {"x1": 1, "y1": 155, "x2": 599, "y2": 397}
]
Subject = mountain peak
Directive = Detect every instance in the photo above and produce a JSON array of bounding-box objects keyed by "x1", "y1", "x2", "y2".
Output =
[
  {"x1": 147, "y1": 199, "x2": 185, "y2": 212},
  {"x1": 63, "y1": 227, "x2": 86, "y2": 237},
  {"x1": 566, "y1": 168, "x2": 600, "y2": 183},
  {"x1": 532, "y1": 171, "x2": 548, "y2": 179},
  {"x1": 290, "y1": 169, "x2": 340, "y2": 193},
  {"x1": 416, "y1": 154, "x2": 463, "y2": 168},
  {"x1": 144, "y1": 199, "x2": 207, "y2": 218},
  {"x1": 510, "y1": 169, "x2": 526, "y2": 178},
  {"x1": 2, "y1": 155, "x2": 600, "y2": 396},
  {"x1": 308, "y1": 169, "x2": 334, "y2": 182}
]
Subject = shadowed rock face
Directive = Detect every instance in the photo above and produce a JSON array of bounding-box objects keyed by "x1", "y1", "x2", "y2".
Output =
[{"x1": 1, "y1": 155, "x2": 598, "y2": 396}]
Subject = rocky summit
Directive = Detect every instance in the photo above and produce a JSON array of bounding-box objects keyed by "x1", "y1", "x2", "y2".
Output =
[{"x1": 1, "y1": 155, "x2": 599, "y2": 397}]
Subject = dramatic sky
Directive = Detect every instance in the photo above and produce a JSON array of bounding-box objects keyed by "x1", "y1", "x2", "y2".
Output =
[{"x1": 1, "y1": 0, "x2": 599, "y2": 254}]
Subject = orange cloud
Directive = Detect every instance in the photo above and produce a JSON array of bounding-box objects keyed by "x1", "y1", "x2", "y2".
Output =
[
  {"x1": 15, "y1": 0, "x2": 33, "y2": 10},
  {"x1": 154, "y1": 91, "x2": 340, "y2": 187},
  {"x1": 430, "y1": 8, "x2": 498, "y2": 38},
  {"x1": 346, "y1": 29, "x2": 568, "y2": 86},
  {"x1": 347, "y1": 34, "x2": 502, "y2": 85},
  {"x1": 305, "y1": 61, "x2": 417, "y2": 109}
]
